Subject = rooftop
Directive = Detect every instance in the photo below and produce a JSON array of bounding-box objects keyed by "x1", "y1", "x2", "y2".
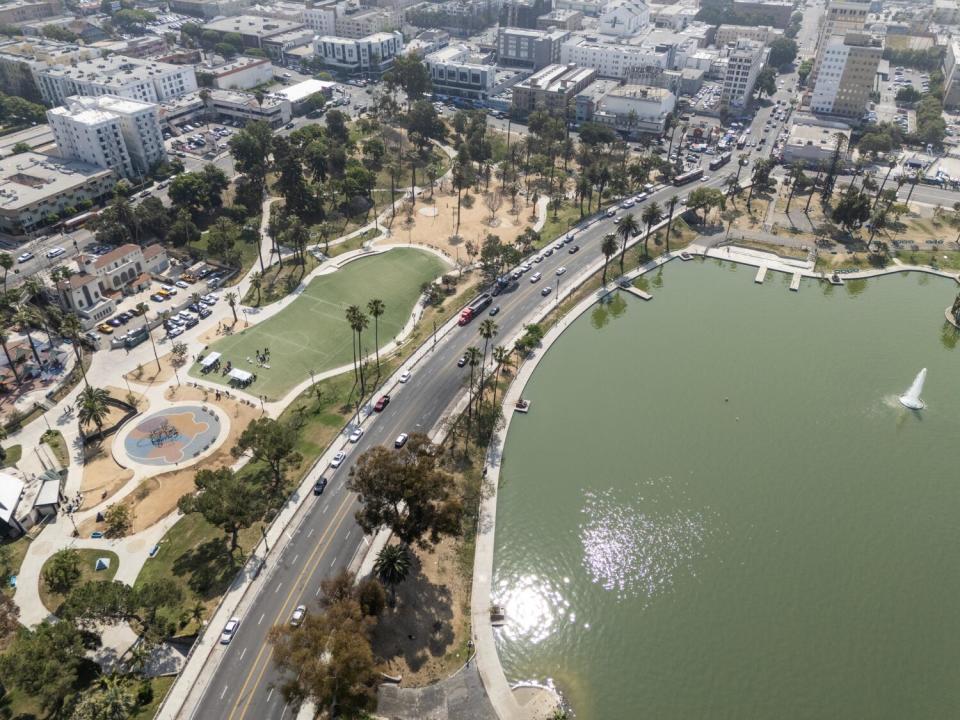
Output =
[
  {"x1": 0, "y1": 152, "x2": 112, "y2": 210},
  {"x1": 272, "y1": 78, "x2": 337, "y2": 103},
  {"x1": 39, "y1": 55, "x2": 187, "y2": 85},
  {"x1": 202, "y1": 55, "x2": 271, "y2": 76},
  {"x1": 201, "y1": 14, "x2": 304, "y2": 37},
  {"x1": 519, "y1": 63, "x2": 595, "y2": 92},
  {"x1": 0, "y1": 472, "x2": 23, "y2": 525},
  {"x1": 606, "y1": 83, "x2": 671, "y2": 100}
]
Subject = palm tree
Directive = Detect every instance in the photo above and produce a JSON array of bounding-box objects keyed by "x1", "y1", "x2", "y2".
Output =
[
  {"x1": 14, "y1": 306, "x2": 41, "y2": 367},
  {"x1": 224, "y1": 291, "x2": 238, "y2": 324},
  {"x1": 366, "y1": 298, "x2": 385, "y2": 376},
  {"x1": 663, "y1": 195, "x2": 678, "y2": 253},
  {"x1": 575, "y1": 175, "x2": 591, "y2": 218},
  {"x1": 491, "y1": 345, "x2": 510, "y2": 408},
  {"x1": 0, "y1": 253, "x2": 11, "y2": 293},
  {"x1": 785, "y1": 162, "x2": 804, "y2": 214},
  {"x1": 60, "y1": 314, "x2": 88, "y2": 388},
  {"x1": 345, "y1": 305, "x2": 362, "y2": 385},
  {"x1": 136, "y1": 302, "x2": 160, "y2": 373},
  {"x1": 346, "y1": 305, "x2": 369, "y2": 394},
  {"x1": 615, "y1": 213, "x2": 640, "y2": 273},
  {"x1": 374, "y1": 544, "x2": 411, "y2": 606},
  {"x1": 600, "y1": 234, "x2": 618, "y2": 285},
  {"x1": 93, "y1": 674, "x2": 136, "y2": 719},
  {"x1": 78, "y1": 385, "x2": 110, "y2": 437},
  {"x1": 464, "y1": 345, "x2": 481, "y2": 450},
  {"x1": 250, "y1": 272, "x2": 262, "y2": 306},
  {"x1": 0, "y1": 330, "x2": 19, "y2": 386},
  {"x1": 476, "y1": 318, "x2": 498, "y2": 419},
  {"x1": 641, "y1": 201, "x2": 663, "y2": 258}
]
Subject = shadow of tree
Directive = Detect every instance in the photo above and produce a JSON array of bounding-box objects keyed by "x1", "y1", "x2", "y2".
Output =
[{"x1": 172, "y1": 537, "x2": 241, "y2": 601}]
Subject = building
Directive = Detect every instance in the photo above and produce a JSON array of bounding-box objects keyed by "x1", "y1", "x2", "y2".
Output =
[
  {"x1": 0, "y1": 152, "x2": 113, "y2": 235},
  {"x1": 0, "y1": 473, "x2": 25, "y2": 538},
  {"x1": 943, "y1": 38, "x2": 960, "y2": 109},
  {"x1": 809, "y1": 0, "x2": 870, "y2": 84},
  {"x1": 597, "y1": 0, "x2": 650, "y2": 36},
  {"x1": 201, "y1": 15, "x2": 306, "y2": 57},
  {"x1": 334, "y1": 5, "x2": 399, "y2": 38},
  {"x1": 272, "y1": 78, "x2": 337, "y2": 110},
  {"x1": 76, "y1": 243, "x2": 169, "y2": 294},
  {"x1": 47, "y1": 95, "x2": 166, "y2": 179},
  {"x1": 160, "y1": 88, "x2": 292, "y2": 128},
  {"x1": 500, "y1": 0, "x2": 553, "y2": 28},
  {"x1": 719, "y1": 38, "x2": 768, "y2": 113},
  {"x1": 781, "y1": 114, "x2": 851, "y2": 166},
  {"x1": 560, "y1": 35, "x2": 672, "y2": 78},
  {"x1": 591, "y1": 82, "x2": 675, "y2": 134},
  {"x1": 714, "y1": 24, "x2": 782, "y2": 46},
  {"x1": 730, "y1": 0, "x2": 794, "y2": 27},
  {"x1": 198, "y1": 56, "x2": 274, "y2": 90},
  {"x1": 34, "y1": 55, "x2": 198, "y2": 106},
  {"x1": 554, "y1": 0, "x2": 603, "y2": 14},
  {"x1": 649, "y1": 3, "x2": 698, "y2": 30},
  {"x1": 263, "y1": 28, "x2": 317, "y2": 63},
  {"x1": 248, "y1": 0, "x2": 305, "y2": 21},
  {"x1": 537, "y1": 8, "x2": 583, "y2": 29},
  {"x1": 497, "y1": 27, "x2": 569, "y2": 69},
  {"x1": 169, "y1": 0, "x2": 252, "y2": 19},
  {"x1": 424, "y1": 44, "x2": 496, "y2": 101},
  {"x1": 810, "y1": 32, "x2": 880, "y2": 119},
  {"x1": 55, "y1": 273, "x2": 115, "y2": 328},
  {"x1": 313, "y1": 31, "x2": 404, "y2": 75},
  {"x1": 574, "y1": 76, "x2": 619, "y2": 122},
  {"x1": 512, "y1": 63, "x2": 597, "y2": 114},
  {"x1": 302, "y1": 0, "x2": 338, "y2": 34},
  {"x1": 933, "y1": 0, "x2": 960, "y2": 24},
  {"x1": 0, "y1": 0, "x2": 61, "y2": 26},
  {"x1": 405, "y1": 29, "x2": 451, "y2": 56}
]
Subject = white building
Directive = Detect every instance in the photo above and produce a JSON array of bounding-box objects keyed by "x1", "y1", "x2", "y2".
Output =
[
  {"x1": 597, "y1": 0, "x2": 650, "y2": 36},
  {"x1": 200, "y1": 55, "x2": 274, "y2": 90},
  {"x1": 719, "y1": 39, "x2": 768, "y2": 113},
  {"x1": 313, "y1": 31, "x2": 404, "y2": 75},
  {"x1": 592, "y1": 82, "x2": 675, "y2": 134},
  {"x1": 810, "y1": 32, "x2": 880, "y2": 119},
  {"x1": 943, "y1": 38, "x2": 960, "y2": 109},
  {"x1": 424, "y1": 44, "x2": 496, "y2": 101},
  {"x1": 47, "y1": 95, "x2": 166, "y2": 179},
  {"x1": 334, "y1": 5, "x2": 399, "y2": 38},
  {"x1": 561, "y1": 35, "x2": 671, "y2": 78},
  {"x1": 714, "y1": 24, "x2": 782, "y2": 46},
  {"x1": 781, "y1": 114, "x2": 851, "y2": 166},
  {"x1": 302, "y1": 0, "x2": 338, "y2": 33},
  {"x1": 34, "y1": 55, "x2": 198, "y2": 106}
]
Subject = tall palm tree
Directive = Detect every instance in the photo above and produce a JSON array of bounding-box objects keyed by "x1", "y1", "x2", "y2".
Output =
[
  {"x1": 615, "y1": 213, "x2": 640, "y2": 273},
  {"x1": 575, "y1": 175, "x2": 591, "y2": 218},
  {"x1": 224, "y1": 291, "x2": 238, "y2": 324},
  {"x1": 345, "y1": 305, "x2": 361, "y2": 385},
  {"x1": 0, "y1": 253, "x2": 11, "y2": 293},
  {"x1": 476, "y1": 318, "x2": 498, "y2": 419},
  {"x1": 0, "y1": 330, "x2": 20, "y2": 386},
  {"x1": 367, "y1": 298, "x2": 385, "y2": 377},
  {"x1": 464, "y1": 345, "x2": 481, "y2": 450},
  {"x1": 14, "y1": 306, "x2": 41, "y2": 367},
  {"x1": 641, "y1": 201, "x2": 663, "y2": 258},
  {"x1": 663, "y1": 195, "x2": 678, "y2": 253},
  {"x1": 374, "y1": 543, "x2": 411, "y2": 606},
  {"x1": 60, "y1": 314, "x2": 88, "y2": 388},
  {"x1": 250, "y1": 272, "x2": 262, "y2": 306},
  {"x1": 491, "y1": 345, "x2": 510, "y2": 408},
  {"x1": 94, "y1": 674, "x2": 136, "y2": 719},
  {"x1": 600, "y1": 234, "x2": 618, "y2": 285},
  {"x1": 785, "y1": 162, "x2": 804, "y2": 213},
  {"x1": 136, "y1": 302, "x2": 160, "y2": 373},
  {"x1": 78, "y1": 385, "x2": 110, "y2": 437}
]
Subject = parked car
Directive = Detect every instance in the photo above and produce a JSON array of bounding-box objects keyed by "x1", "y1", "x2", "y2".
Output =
[
  {"x1": 489, "y1": 306, "x2": 500, "y2": 316},
  {"x1": 330, "y1": 451, "x2": 346, "y2": 468},
  {"x1": 399, "y1": 370, "x2": 411, "y2": 383},
  {"x1": 541, "y1": 286, "x2": 552, "y2": 296},
  {"x1": 313, "y1": 478, "x2": 328, "y2": 495},
  {"x1": 373, "y1": 395, "x2": 390, "y2": 412},
  {"x1": 568, "y1": 245, "x2": 580, "y2": 254},
  {"x1": 530, "y1": 272, "x2": 542, "y2": 283},
  {"x1": 395, "y1": 432, "x2": 409, "y2": 448},
  {"x1": 348, "y1": 427, "x2": 364, "y2": 443},
  {"x1": 175, "y1": 280, "x2": 190, "y2": 289},
  {"x1": 556, "y1": 266, "x2": 567, "y2": 276},
  {"x1": 220, "y1": 617, "x2": 240, "y2": 644},
  {"x1": 457, "y1": 355, "x2": 467, "y2": 368},
  {"x1": 97, "y1": 323, "x2": 113, "y2": 334}
]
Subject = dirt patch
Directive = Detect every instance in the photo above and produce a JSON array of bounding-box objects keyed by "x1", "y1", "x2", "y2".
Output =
[
  {"x1": 124, "y1": 352, "x2": 183, "y2": 388},
  {"x1": 80, "y1": 435, "x2": 135, "y2": 510},
  {"x1": 375, "y1": 186, "x2": 539, "y2": 263},
  {"x1": 372, "y1": 536, "x2": 471, "y2": 687}
]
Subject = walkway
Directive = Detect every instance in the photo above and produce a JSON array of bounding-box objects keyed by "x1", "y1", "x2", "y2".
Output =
[{"x1": 377, "y1": 661, "x2": 497, "y2": 720}]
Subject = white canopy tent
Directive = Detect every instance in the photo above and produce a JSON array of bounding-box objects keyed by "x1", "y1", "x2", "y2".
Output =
[
  {"x1": 228, "y1": 368, "x2": 253, "y2": 383},
  {"x1": 200, "y1": 352, "x2": 221, "y2": 369}
]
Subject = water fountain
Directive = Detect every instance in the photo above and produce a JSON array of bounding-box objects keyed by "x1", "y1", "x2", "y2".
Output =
[{"x1": 899, "y1": 368, "x2": 927, "y2": 410}]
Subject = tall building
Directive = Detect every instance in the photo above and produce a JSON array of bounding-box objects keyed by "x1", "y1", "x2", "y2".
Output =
[
  {"x1": 719, "y1": 39, "x2": 769, "y2": 113},
  {"x1": 500, "y1": 0, "x2": 553, "y2": 29},
  {"x1": 810, "y1": 32, "x2": 880, "y2": 119},
  {"x1": 313, "y1": 31, "x2": 404, "y2": 75},
  {"x1": 943, "y1": 38, "x2": 960, "y2": 109},
  {"x1": 34, "y1": 55, "x2": 197, "y2": 106},
  {"x1": 497, "y1": 27, "x2": 569, "y2": 69},
  {"x1": 809, "y1": 0, "x2": 870, "y2": 85},
  {"x1": 597, "y1": 0, "x2": 649, "y2": 36},
  {"x1": 47, "y1": 95, "x2": 166, "y2": 179},
  {"x1": 424, "y1": 44, "x2": 496, "y2": 101},
  {"x1": 511, "y1": 63, "x2": 597, "y2": 115}
]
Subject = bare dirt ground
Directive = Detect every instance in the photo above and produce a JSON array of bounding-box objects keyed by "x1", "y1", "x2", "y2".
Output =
[
  {"x1": 372, "y1": 535, "x2": 471, "y2": 687},
  {"x1": 124, "y1": 351, "x2": 181, "y2": 388}
]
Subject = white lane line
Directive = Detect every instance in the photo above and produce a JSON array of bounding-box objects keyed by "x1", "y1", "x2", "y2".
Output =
[
  {"x1": 239, "y1": 647, "x2": 246, "y2": 661},
  {"x1": 307, "y1": 527, "x2": 314, "y2": 538},
  {"x1": 266, "y1": 688, "x2": 274, "y2": 702},
  {"x1": 330, "y1": 555, "x2": 337, "y2": 567},
  {"x1": 291, "y1": 553, "x2": 299, "y2": 564},
  {"x1": 280, "y1": 705, "x2": 288, "y2": 719},
  {"x1": 275, "y1": 582, "x2": 283, "y2": 593},
  {"x1": 258, "y1": 613, "x2": 265, "y2": 625},
  {"x1": 220, "y1": 686, "x2": 229, "y2": 700},
  {"x1": 315, "y1": 586, "x2": 322, "y2": 597}
]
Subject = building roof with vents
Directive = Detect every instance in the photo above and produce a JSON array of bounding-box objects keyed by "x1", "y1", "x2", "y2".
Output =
[{"x1": 0, "y1": 152, "x2": 112, "y2": 210}]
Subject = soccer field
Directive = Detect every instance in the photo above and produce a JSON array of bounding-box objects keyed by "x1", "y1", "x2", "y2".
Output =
[{"x1": 190, "y1": 249, "x2": 446, "y2": 399}]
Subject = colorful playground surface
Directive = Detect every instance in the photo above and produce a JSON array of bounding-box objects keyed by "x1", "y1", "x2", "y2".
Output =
[{"x1": 122, "y1": 405, "x2": 223, "y2": 467}]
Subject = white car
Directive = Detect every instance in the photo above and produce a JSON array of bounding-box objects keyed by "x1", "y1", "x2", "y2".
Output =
[
  {"x1": 395, "y1": 432, "x2": 409, "y2": 448},
  {"x1": 175, "y1": 280, "x2": 190, "y2": 289},
  {"x1": 620, "y1": 199, "x2": 635, "y2": 208},
  {"x1": 399, "y1": 370, "x2": 411, "y2": 383},
  {"x1": 556, "y1": 266, "x2": 567, "y2": 276},
  {"x1": 330, "y1": 451, "x2": 346, "y2": 468},
  {"x1": 220, "y1": 617, "x2": 240, "y2": 644},
  {"x1": 168, "y1": 326, "x2": 184, "y2": 338},
  {"x1": 533, "y1": 254, "x2": 543, "y2": 263},
  {"x1": 16, "y1": 252, "x2": 32, "y2": 263},
  {"x1": 530, "y1": 272, "x2": 542, "y2": 283},
  {"x1": 45, "y1": 246, "x2": 65, "y2": 259},
  {"x1": 521, "y1": 262, "x2": 532, "y2": 272},
  {"x1": 290, "y1": 605, "x2": 307, "y2": 627},
  {"x1": 349, "y1": 427, "x2": 364, "y2": 443},
  {"x1": 566, "y1": 232, "x2": 576, "y2": 241}
]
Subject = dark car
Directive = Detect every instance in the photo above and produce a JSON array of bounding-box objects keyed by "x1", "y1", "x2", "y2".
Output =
[
  {"x1": 489, "y1": 306, "x2": 500, "y2": 316},
  {"x1": 568, "y1": 245, "x2": 580, "y2": 254},
  {"x1": 185, "y1": 317, "x2": 199, "y2": 328},
  {"x1": 373, "y1": 394, "x2": 390, "y2": 412},
  {"x1": 107, "y1": 317, "x2": 122, "y2": 327},
  {"x1": 188, "y1": 303, "x2": 201, "y2": 313},
  {"x1": 199, "y1": 308, "x2": 212, "y2": 319},
  {"x1": 491, "y1": 285, "x2": 502, "y2": 297},
  {"x1": 457, "y1": 355, "x2": 467, "y2": 368},
  {"x1": 313, "y1": 478, "x2": 328, "y2": 495}
]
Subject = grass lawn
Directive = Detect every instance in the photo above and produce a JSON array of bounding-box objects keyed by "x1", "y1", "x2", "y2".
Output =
[
  {"x1": 38, "y1": 548, "x2": 119, "y2": 613},
  {"x1": 41, "y1": 429, "x2": 69, "y2": 467},
  {"x1": 190, "y1": 248, "x2": 446, "y2": 399},
  {"x1": 243, "y1": 254, "x2": 321, "y2": 307},
  {"x1": 0, "y1": 444, "x2": 21, "y2": 468},
  {"x1": 1, "y1": 537, "x2": 29, "y2": 596},
  {"x1": 130, "y1": 676, "x2": 175, "y2": 720},
  {"x1": 537, "y1": 202, "x2": 592, "y2": 247}
]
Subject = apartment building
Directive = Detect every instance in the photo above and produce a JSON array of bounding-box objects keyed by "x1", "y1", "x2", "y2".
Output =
[
  {"x1": 597, "y1": 0, "x2": 650, "y2": 36},
  {"x1": 313, "y1": 31, "x2": 404, "y2": 75},
  {"x1": 302, "y1": 0, "x2": 338, "y2": 34},
  {"x1": 730, "y1": 0, "x2": 794, "y2": 27},
  {"x1": 809, "y1": 0, "x2": 870, "y2": 85},
  {"x1": 334, "y1": 6, "x2": 399, "y2": 38},
  {"x1": 34, "y1": 55, "x2": 198, "y2": 106},
  {"x1": 169, "y1": 0, "x2": 251, "y2": 19},
  {"x1": 512, "y1": 63, "x2": 597, "y2": 115},
  {"x1": 497, "y1": 27, "x2": 569, "y2": 69},
  {"x1": 591, "y1": 82, "x2": 675, "y2": 134},
  {"x1": 560, "y1": 35, "x2": 672, "y2": 78},
  {"x1": 714, "y1": 24, "x2": 782, "y2": 46},
  {"x1": 536, "y1": 9, "x2": 583, "y2": 30},
  {"x1": 500, "y1": 0, "x2": 553, "y2": 29},
  {"x1": 160, "y1": 89, "x2": 292, "y2": 128},
  {"x1": 719, "y1": 38, "x2": 769, "y2": 113},
  {"x1": 943, "y1": 38, "x2": 960, "y2": 109},
  {"x1": 810, "y1": 32, "x2": 880, "y2": 119},
  {"x1": 198, "y1": 56, "x2": 274, "y2": 90},
  {"x1": 424, "y1": 44, "x2": 496, "y2": 101},
  {"x1": 0, "y1": 0, "x2": 61, "y2": 25},
  {"x1": 201, "y1": 15, "x2": 305, "y2": 52},
  {"x1": 48, "y1": 95, "x2": 166, "y2": 179}
]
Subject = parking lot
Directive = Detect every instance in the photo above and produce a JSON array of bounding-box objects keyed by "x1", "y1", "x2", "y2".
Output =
[
  {"x1": 167, "y1": 123, "x2": 234, "y2": 160},
  {"x1": 872, "y1": 65, "x2": 929, "y2": 132}
]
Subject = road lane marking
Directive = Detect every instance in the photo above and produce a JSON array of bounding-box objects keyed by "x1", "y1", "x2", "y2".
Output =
[
  {"x1": 274, "y1": 583, "x2": 283, "y2": 594},
  {"x1": 220, "y1": 686, "x2": 229, "y2": 700},
  {"x1": 307, "y1": 527, "x2": 314, "y2": 538},
  {"x1": 330, "y1": 555, "x2": 337, "y2": 567},
  {"x1": 228, "y1": 498, "x2": 354, "y2": 720},
  {"x1": 266, "y1": 688, "x2": 274, "y2": 702},
  {"x1": 240, "y1": 648, "x2": 246, "y2": 661},
  {"x1": 258, "y1": 613, "x2": 265, "y2": 625},
  {"x1": 291, "y1": 554, "x2": 298, "y2": 564}
]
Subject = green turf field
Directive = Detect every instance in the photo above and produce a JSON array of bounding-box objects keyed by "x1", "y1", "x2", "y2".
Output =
[{"x1": 190, "y1": 249, "x2": 445, "y2": 399}]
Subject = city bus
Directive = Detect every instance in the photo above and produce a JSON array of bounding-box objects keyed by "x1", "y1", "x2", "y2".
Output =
[
  {"x1": 673, "y1": 168, "x2": 704, "y2": 186},
  {"x1": 708, "y1": 152, "x2": 732, "y2": 171},
  {"x1": 736, "y1": 133, "x2": 748, "y2": 149}
]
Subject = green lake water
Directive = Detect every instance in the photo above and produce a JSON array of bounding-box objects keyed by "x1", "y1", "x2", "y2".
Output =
[{"x1": 493, "y1": 260, "x2": 960, "y2": 719}]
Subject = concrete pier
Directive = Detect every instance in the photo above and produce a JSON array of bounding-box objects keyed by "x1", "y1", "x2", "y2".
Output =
[
  {"x1": 755, "y1": 266, "x2": 767, "y2": 284},
  {"x1": 790, "y1": 272, "x2": 801, "y2": 291},
  {"x1": 623, "y1": 285, "x2": 652, "y2": 300}
]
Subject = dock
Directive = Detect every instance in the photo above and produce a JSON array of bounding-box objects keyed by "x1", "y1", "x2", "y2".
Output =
[
  {"x1": 789, "y1": 272, "x2": 801, "y2": 291},
  {"x1": 622, "y1": 285, "x2": 653, "y2": 301},
  {"x1": 754, "y1": 265, "x2": 767, "y2": 284}
]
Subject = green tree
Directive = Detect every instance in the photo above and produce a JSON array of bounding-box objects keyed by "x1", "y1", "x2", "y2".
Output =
[
  {"x1": 662, "y1": 195, "x2": 679, "y2": 253},
  {"x1": 384, "y1": 54, "x2": 432, "y2": 103},
  {"x1": 224, "y1": 290, "x2": 238, "y2": 323},
  {"x1": 0, "y1": 620, "x2": 88, "y2": 713},
  {"x1": 831, "y1": 190, "x2": 872, "y2": 232},
  {"x1": 347, "y1": 433, "x2": 462, "y2": 548},
  {"x1": 641, "y1": 201, "x2": 664, "y2": 258},
  {"x1": 754, "y1": 65, "x2": 777, "y2": 99},
  {"x1": 62, "y1": 579, "x2": 182, "y2": 646},
  {"x1": 768, "y1": 37, "x2": 798, "y2": 68},
  {"x1": 78, "y1": 385, "x2": 110, "y2": 436},
  {"x1": 615, "y1": 213, "x2": 640, "y2": 272},
  {"x1": 178, "y1": 467, "x2": 264, "y2": 552},
  {"x1": 103, "y1": 503, "x2": 131, "y2": 537},
  {"x1": 167, "y1": 208, "x2": 200, "y2": 247},
  {"x1": 373, "y1": 543, "x2": 411, "y2": 605},
  {"x1": 366, "y1": 298, "x2": 385, "y2": 376},
  {"x1": 600, "y1": 233, "x2": 618, "y2": 284},
  {"x1": 797, "y1": 58, "x2": 814, "y2": 86},
  {"x1": 232, "y1": 418, "x2": 303, "y2": 494},
  {"x1": 42, "y1": 547, "x2": 81, "y2": 595},
  {"x1": 70, "y1": 674, "x2": 136, "y2": 720}
]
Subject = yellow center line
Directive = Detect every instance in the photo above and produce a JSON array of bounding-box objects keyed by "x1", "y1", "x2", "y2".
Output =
[{"x1": 226, "y1": 496, "x2": 355, "y2": 720}]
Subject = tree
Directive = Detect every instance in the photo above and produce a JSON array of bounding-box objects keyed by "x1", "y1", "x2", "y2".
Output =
[
  {"x1": 688, "y1": 187, "x2": 725, "y2": 224},
  {"x1": 600, "y1": 233, "x2": 618, "y2": 284},
  {"x1": 346, "y1": 305, "x2": 369, "y2": 395},
  {"x1": 232, "y1": 418, "x2": 303, "y2": 494},
  {"x1": 754, "y1": 65, "x2": 777, "y2": 99},
  {"x1": 228, "y1": 120, "x2": 273, "y2": 194},
  {"x1": 224, "y1": 291, "x2": 238, "y2": 324},
  {"x1": 821, "y1": 133, "x2": 847, "y2": 202},
  {"x1": 78, "y1": 385, "x2": 110, "y2": 436},
  {"x1": 0, "y1": 252, "x2": 11, "y2": 292},
  {"x1": 250, "y1": 271, "x2": 263, "y2": 306},
  {"x1": 641, "y1": 201, "x2": 664, "y2": 258},
  {"x1": 0, "y1": 592, "x2": 19, "y2": 640},
  {"x1": 373, "y1": 543, "x2": 411, "y2": 605},
  {"x1": 167, "y1": 208, "x2": 200, "y2": 247},
  {"x1": 70, "y1": 674, "x2": 137, "y2": 720},
  {"x1": 831, "y1": 189, "x2": 871, "y2": 232},
  {"x1": 14, "y1": 306, "x2": 42, "y2": 367},
  {"x1": 42, "y1": 547, "x2": 81, "y2": 595},
  {"x1": 797, "y1": 58, "x2": 814, "y2": 86},
  {"x1": 0, "y1": 620, "x2": 88, "y2": 713},
  {"x1": 614, "y1": 213, "x2": 639, "y2": 272},
  {"x1": 662, "y1": 195, "x2": 679, "y2": 253},
  {"x1": 103, "y1": 503, "x2": 131, "y2": 537},
  {"x1": 896, "y1": 86, "x2": 921, "y2": 104},
  {"x1": 136, "y1": 302, "x2": 160, "y2": 373},
  {"x1": 347, "y1": 433, "x2": 462, "y2": 548},
  {"x1": 178, "y1": 467, "x2": 264, "y2": 552},
  {"x1": 62, "y1": 579, "x2": 181, "y2": 646},
  {"x1": 768, "y1": 37, "x2": 798, "y2": 68},
  {"x1": 268, "y1": 598, "x2": 377, "y2": 715},
  {"x1": 384, "y1": 54, "x2": 432, "y2": 103},
  {"x1": 366, "y1": 298, "x2": 385, "y2": 376}
]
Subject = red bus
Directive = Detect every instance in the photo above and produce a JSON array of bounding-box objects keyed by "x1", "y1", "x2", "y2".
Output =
[{"x1": 673, "y1": 168, "x2": 704, "y2": 186}]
